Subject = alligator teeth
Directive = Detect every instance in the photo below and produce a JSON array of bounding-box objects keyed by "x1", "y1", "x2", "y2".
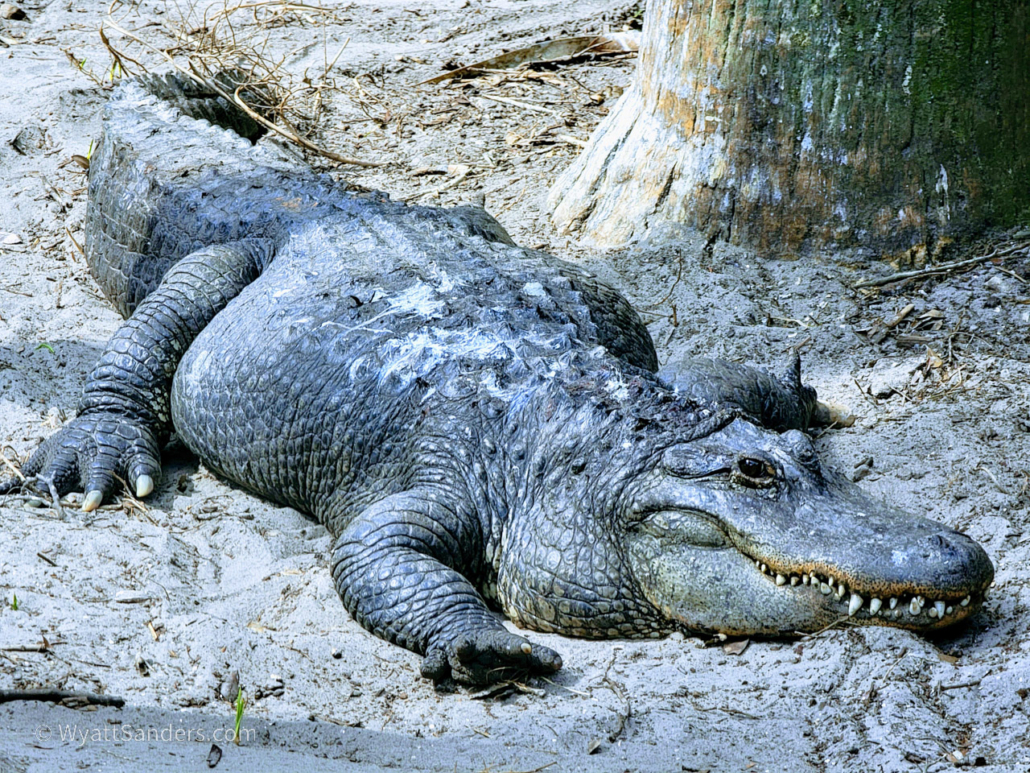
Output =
[
  {"x1": 848, "y1": 593, "x2": 863, "y2": 617},
  {"x1": 748, "y1": 562, "x2": 975, "y2": 627}
]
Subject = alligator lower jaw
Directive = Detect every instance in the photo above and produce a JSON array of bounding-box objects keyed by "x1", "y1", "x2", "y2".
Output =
[{"x1": 752, "y1": 559, "x2": 984, "y2": 629}]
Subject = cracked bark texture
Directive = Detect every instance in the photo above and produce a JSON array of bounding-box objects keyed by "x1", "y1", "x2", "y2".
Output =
[{"x1": 549, "y1": 0, "x2": 1030, "y2": 257}]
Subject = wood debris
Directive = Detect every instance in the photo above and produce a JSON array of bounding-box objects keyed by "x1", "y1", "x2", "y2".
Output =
[{"x1": 420, "y1": 32, "x2": 640, "y2": 85}]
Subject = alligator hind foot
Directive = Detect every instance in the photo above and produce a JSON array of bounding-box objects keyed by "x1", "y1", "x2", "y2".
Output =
[{"x1": 659, "y1": 352, "x2": 821, "y2": 432}]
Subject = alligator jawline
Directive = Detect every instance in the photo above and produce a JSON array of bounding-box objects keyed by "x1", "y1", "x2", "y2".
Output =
[{"x1": 748, "y1": 557, "x2": 982, "y2": 624}]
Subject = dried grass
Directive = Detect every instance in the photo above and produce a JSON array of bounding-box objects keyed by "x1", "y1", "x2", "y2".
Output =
[{"x1": 99, "y1": 0, "x2": 379, "y2": 166}]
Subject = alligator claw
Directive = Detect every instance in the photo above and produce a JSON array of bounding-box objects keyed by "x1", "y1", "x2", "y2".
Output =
[
  {"x1": 15, "y1": 411, "x2": 162, "y2": 511},
  {"x1": 82, "y1": 490, "x2": 104, "y2": 513},
  {"x1": 421, "y1": 630, "x2": 562, "y2": 686}
]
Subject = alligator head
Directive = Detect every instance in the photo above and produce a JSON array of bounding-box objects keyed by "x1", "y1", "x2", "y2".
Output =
[
  {"x1": 500, "y1": 403, "x2": 993, "y2": 639},
  {"x1": 623, "y1": 418, "x2": 994, "y2": 634}
]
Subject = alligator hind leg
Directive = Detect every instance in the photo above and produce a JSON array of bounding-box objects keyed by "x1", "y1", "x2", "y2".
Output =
[
  {"x1": 0, "y1": 240, "x2": 274, "y2": 508},
  {"x1": 658, "y1": 352, "x2": 827, "y2": 432},
  {"x1": 331, "y1": 491, "x2": 562, "y2": 686}
]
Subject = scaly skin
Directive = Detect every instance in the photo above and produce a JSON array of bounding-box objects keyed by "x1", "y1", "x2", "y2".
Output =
[{"x1": 0, "y1": 75, "x2": 994, "y2": 685}]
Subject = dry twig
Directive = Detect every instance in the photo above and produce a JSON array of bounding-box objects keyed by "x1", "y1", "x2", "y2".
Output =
[
  {"x1": 854, "y1": 241, "x2": 1029, "y2": 289},
  {"x1": 104, "y1": 0, "x2": 381, "y2": 167}
]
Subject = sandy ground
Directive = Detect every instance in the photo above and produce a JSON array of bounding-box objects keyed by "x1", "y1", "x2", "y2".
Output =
[{"x1": 1, "y1": 1, "x2": 1029, "y2": 771}]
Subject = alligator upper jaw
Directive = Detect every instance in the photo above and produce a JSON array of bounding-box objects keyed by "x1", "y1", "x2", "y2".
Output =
[
  {"x1": 744, "y1": 553, "x2": 986, "y2": 631},
  {"x1": 717, "y1": 478, "x2": 996, "y2": 633}
]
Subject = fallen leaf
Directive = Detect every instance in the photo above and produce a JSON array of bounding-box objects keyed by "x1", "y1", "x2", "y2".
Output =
[
  {"x1": 723, "y1": 638, "x2": 750, "y2": 655},
  {"x1": 420, "y1": 33, "x2": 639, "y2": 85}
]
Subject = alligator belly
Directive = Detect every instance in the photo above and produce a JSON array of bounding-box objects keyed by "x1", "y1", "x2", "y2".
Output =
[{"x1": 170, "y1": 261, "x2": 391, "y2": 513}]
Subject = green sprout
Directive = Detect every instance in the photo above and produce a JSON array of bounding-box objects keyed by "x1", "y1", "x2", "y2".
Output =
[
  {"x1": 35, "y1": 342, "x2": 54, "y2": 354},
  {"x1": 11, "y1": 593, "x2": 18, "y2": 611},
  {"x1": 233, "y1": 687, "x2": 245, "y2": 745}
]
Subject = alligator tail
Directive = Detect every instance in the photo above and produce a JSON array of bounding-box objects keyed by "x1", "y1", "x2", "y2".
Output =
[
  {"x1": 130, "y1": 71, "x2": 274, "y2": 142},
  {"x1": 85, "y1": 71, "x2": 310, "y2": 316}
]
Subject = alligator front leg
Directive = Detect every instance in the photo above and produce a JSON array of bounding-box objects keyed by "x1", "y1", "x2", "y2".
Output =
[
  {"x1": 658, "y1": 352, "x2": 823, "y2": 431},
  {"x1": 331, "y1": 491, "x2": 562, "y2": 685},
  {"x1": 0, "y1": 240, "x2": 274, "y2": 507}
]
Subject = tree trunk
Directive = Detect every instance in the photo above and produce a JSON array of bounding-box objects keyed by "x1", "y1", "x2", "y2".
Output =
[{"x1": 549, "y1": 0, "x2": 1030, "y2": 258}]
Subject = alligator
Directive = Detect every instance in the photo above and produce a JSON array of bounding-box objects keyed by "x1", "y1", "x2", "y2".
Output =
[{"x1": 1, "y1": 75, "x2": 994, "y2": 685}]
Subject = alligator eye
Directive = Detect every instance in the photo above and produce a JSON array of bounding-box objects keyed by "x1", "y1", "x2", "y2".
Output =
[{"x1": 734, "y1": 456, "x2": 776, "y2": 487}]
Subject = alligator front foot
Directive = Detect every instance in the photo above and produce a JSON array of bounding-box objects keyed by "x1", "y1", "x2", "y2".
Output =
[
  {"x1": 8, "y1": 412, "x2": 161, "y2": 511},
  {"x1": 421, "y1": 630, "x2": 562, "y2": 686}
]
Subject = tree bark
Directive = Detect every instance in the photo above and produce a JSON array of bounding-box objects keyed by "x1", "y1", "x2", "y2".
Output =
[{"x1": 549, "y1": 0, "x2": 1030, "y2": 258}]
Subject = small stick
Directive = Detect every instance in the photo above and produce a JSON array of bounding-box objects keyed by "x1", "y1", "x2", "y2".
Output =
[
  {"x1": 940, "y1": 679, "x2": 982, "y2": 691},
  {"x1": 992, "y1": 265, "x2": 1027, "y2": 285},
  {"x1": 0, "y1": 452, "x2": 24, "y2": 482},
  {"x1": 0, "y1": 689, "x2": 125, "y2": 706},
  {"x1": 1, "y1": 644, "x2": 51, "y2": 653},
  {"x1": 99, "y1": 24, "x2": 144, "y2": 75},
  {"x1": 477, "y1": 93, "x2": 563, "y2": 117},
  {"x1": 884, "y1": 303, "x2": 915, "y2": 329},
  {"x1": 65, "y1": 227, "x2": 84, "y2": 257}
]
